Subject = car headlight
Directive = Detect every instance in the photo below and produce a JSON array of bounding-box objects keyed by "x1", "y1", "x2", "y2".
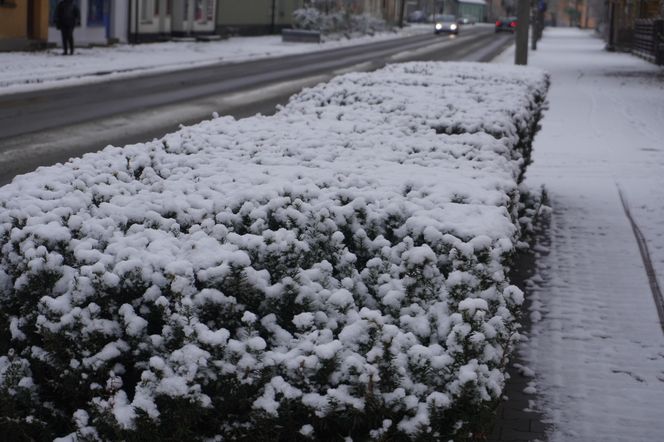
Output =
[
  {"x1": 450, "y1": 24, "x2": 458, "y2": 30},
  {"x1": 435, "y1": 23, "x2": 443, "y2": 30}
]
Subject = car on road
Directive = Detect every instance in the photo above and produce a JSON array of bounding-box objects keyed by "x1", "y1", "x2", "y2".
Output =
[
  {"x1": 495, "y1": 16, "x2": 517, "y2": 32},
  {"x1": 434, "y1": 15, "x2": 459, "y2": 34},
  {"x1": 458, "y1": 16, "x2": 476, "y2": 25}
]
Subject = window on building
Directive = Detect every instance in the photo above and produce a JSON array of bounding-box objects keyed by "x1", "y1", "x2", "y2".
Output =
[
  {"x1": 155, "y1": 0, "x2": 172, "y2": 16},
  {"x1": 88, "y1": 0, "x2": 109, "y2": 26},
  {"x1": 194, "y1": 0, "x2": 213, "y2": 22},
  {"x1": 141, "y1": 0, "x2": 154, "y2": 22}
]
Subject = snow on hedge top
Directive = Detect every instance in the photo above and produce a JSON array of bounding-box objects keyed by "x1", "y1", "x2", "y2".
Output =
[
  {"x1": 283, "y1": 62, "x2": 545, "y2": 141},
  {"x1": 0, "y1": 61, "x2": 548, "y2": 440}
]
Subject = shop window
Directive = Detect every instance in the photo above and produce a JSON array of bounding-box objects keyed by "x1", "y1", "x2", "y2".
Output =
[
  {"x1": 195, "y1": 0, "x2": 213, "y2": 22},
  {"x1": 88, "y1": 0, "x2": 109, "y2": 26}
]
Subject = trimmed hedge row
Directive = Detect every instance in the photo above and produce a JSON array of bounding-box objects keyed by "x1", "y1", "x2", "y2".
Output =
[{"x1": 0, "y1": 62, "x2": 548, "y2": 441}]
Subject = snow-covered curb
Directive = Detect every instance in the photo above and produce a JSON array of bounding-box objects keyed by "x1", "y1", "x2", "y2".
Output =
[
  {"x1": 0, "y1": 61, "x2": 548, "y2": 440},
  {"x1": 0, "y1": 25, "x2": 432, "y2": 96}
]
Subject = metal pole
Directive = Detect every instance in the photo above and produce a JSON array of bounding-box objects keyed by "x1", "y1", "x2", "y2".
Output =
[
  {"x1": 531, "y1": 6, "x2": 537, "y2": 50},
  {"x1": 606, "y1": 0, "x2": 616, "y2": 50},
  {"x1": 135, "y1": 0, "x2": 140, "y2": 44},
  {"x1": 515, "y1": 0, "x2": 530, "y2": 64},
  {"x1": 128, "y1": 0, "x2": 133, "y2": 44}
]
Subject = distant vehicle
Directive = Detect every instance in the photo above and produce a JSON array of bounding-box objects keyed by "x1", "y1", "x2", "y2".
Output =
[
  {"x1": 408, "y1": 10, "x2": 427, "y2": 23},
  {"x1": 495, "y1": 16, "x2": 517, "y2": 32},
  {"x1": 458, "y1": 16, "x2": 476, "y2": 25},
  {"x1": 434, "y1": 15, "x2": 459, "y2": 34}
]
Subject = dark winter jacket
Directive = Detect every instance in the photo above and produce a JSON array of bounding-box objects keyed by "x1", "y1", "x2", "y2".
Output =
[{"x1": 54, "y1": 0, "x2": 81, "y2": 30}]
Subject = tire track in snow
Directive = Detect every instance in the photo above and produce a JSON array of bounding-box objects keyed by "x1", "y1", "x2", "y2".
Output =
[
  {"x1": 616, "y1": 184, "x2": 664, "y2": 334},
  {"x1": 522, "y1": 188, "x2": 664, "y2": 441}
]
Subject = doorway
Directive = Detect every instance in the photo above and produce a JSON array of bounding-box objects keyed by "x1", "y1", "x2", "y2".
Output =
[{"x1": 27, "y1": 0, "x2": 35, "y2": 38}]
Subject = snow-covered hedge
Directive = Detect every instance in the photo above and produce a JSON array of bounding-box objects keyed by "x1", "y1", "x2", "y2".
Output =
[
  {"x1": 0, "y1": 62, "x2": 548, "y2": 441},
  {"x1": 292, "y1": 8, "x2": 387, "y2": 37}
]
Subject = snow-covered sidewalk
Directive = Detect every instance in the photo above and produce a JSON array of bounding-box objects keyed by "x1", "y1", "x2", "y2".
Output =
[
  {"x1": 0, "y1": 25, "x2": 431, "y2": 96},
  {"x1": 496, "y1": 28, "x2": 664, "y2": 440}
]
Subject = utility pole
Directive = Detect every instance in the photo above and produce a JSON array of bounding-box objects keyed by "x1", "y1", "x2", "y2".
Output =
[
  {"x1": 531, "y1": 5, "x2": 537, "y2": 50},
  {"x1": 606, "y1": 0, "x2": 616, "y2": 50},
  {"x1": 515, "y1": 0, "x2": 530, "y2": 64},
  {"x1": 530, "y1": 0, "x2": 543, "y2": 51},
  {"x1": 134, "y1": 0, "x2": 140, "y2": 44}
]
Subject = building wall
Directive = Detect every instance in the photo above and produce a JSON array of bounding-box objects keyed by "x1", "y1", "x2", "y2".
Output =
[
  {"x1": 458, "y1": 2, "x2": 485, "y2": 21},
  {"x1": 0, "y1": 2, "x2": 28, "y2": 39},
  {"x1": 32, "y1": 0, "x2": 51, "y2": 40},
  {"x1": 125, "y1": 0, "x2": 218, "y2": 41},
  {"x1": 0, "y1": 0, "x2": 50, "y2": 50},
  {"x1": 48, "y1": 0, "x2": 109, "y2": 46},
  {"x1": 363, "y1": 0, "x2": 382, "y2": 15},
  {"x1": 111, "y1": 0, "x2": 129, "y2": 42},
  {"x1": 171, "y1": 0, "x2": 216, "y2": 34},
  {"x1": 387, "y1": 0, "x2": 403, "y2": 23},
  {"x1": 216, "y1": 0, "x2": 304, "y2": 33}
]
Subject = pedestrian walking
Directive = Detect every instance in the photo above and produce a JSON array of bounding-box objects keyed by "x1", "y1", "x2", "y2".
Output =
[{"x1": 54, "y1": 0, "x2": 80, "y2": 55}]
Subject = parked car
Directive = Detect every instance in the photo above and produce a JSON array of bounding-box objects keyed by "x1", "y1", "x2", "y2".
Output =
[
  {"x1": 434, "y1": 15, "x2": 459, "y2": 34},
  {"x1": 458, "y1": 16, "x2": 476, "y2": 25},
  {"x1": 495, "y1": 16, "x2": 517, "y2": 32}
]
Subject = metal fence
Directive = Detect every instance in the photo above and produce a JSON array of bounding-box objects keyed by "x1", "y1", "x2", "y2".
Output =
[{"x1": 632, "y1": 18, "x2": 664, "y2": 65}]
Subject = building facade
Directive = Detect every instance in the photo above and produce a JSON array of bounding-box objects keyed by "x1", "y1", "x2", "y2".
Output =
[
  {"x1": 0, "y1": 0, "x2": 50, "y2": 51},
  {"x1": 44, "y1": 0, "x2": 218, "y2": 47},
  {"x1": 213, "y1": 0, "x2": 407, "y2": 35},
  {"x1": 49, "y1": 0, "x2": 108, "y2": 46},
  {"x1": 130, "y1": 0, "x2": 217, "y2": 39},
  {"x1": 215, "y1": 0, "x2": 304, "y2": 35},
  {"x1": 457, "y1": 0, "x2": 486, "y2": 21}
]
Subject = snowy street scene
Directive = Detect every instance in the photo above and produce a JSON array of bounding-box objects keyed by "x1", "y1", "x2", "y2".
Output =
[
  {"x1": 1, "y1": 0, "x2": 664, "y2": 441},
  {"x1": 0, "y1": 26, "x2": 433, "y2": 96}
]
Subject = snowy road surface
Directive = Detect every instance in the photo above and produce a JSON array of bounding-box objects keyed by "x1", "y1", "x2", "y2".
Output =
[
  {"x1": 0, "y1": 24, "x2": 438, "y2": 96},
  {"x1": 497, "y1": 28, "x2": 664, "y2": 440},
  {"x1": 0, "y1": 25, "x2": 511, "y2": 186}
]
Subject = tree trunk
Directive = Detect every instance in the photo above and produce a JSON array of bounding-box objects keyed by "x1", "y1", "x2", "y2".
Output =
[{"x1": 399, "y1": 0, "x2": 407, "y2": 27}]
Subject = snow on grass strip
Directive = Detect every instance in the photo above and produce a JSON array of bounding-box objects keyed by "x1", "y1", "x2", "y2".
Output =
[{"x1": 0, "y1": 62, "x2": 548, "y2": 441}]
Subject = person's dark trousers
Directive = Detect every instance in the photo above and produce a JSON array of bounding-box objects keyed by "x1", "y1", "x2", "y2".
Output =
[{"x1": 60, "y1": 27, "x2": 74, "y2": 55}]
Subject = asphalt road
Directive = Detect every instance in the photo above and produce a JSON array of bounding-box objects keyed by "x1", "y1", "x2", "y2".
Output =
[{"x1": 0, "y1": 24, "x2": 513, "y2": 186}]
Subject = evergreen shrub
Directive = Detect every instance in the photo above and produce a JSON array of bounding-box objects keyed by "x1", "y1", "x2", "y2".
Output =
[{"x1": 0, "y1": 62, "x2": 549, "y2": 441}]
